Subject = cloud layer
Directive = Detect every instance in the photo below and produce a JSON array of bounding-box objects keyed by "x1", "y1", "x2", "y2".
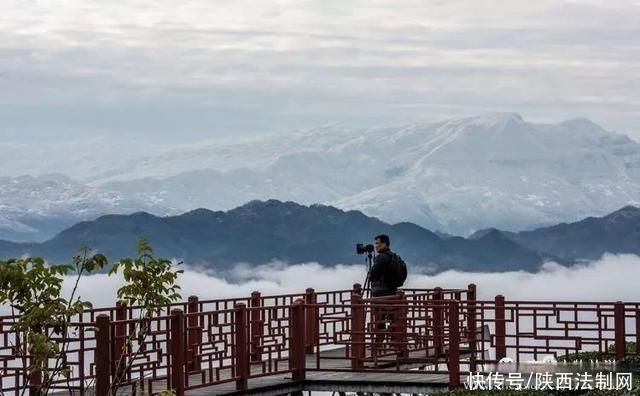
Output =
[
  {"x1": 62, "y1": 253, "x2": 640, "y2": 309},
  {"x1": 1, "y1": 0, "x2": 639, "y2": 141}
]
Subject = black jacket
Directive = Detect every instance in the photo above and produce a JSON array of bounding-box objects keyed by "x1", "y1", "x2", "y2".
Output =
[{"x1": 369, "y1": 248, "x2": 396, "y2": 297}]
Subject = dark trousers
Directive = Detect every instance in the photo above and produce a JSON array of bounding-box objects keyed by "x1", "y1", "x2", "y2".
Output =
[{"x1": 372, "y1": 296, "x2": 398, "y2": 355}]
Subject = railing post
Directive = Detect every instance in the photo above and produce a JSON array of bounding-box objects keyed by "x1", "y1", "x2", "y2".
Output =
[
  {"x1": 448, "y1": 300, "x2": 461, "y2": 389},
  {"x1": 112, "y1": 301, "x2": 127, "y2": 379},
  {"x1": 289, "y1": 298, "x2": 306, "y2": 381},
  {"x1": 28, "y1": 364, "x2": 41, "y2": 396},
  {"x1": 187, "y1": 296, "x2": 201, "y2": 372},
  {"x1": 395, "y1": 290, "x2": 408, "y2": 360},
  {"x1": 636, "y1": 309, "x2": 640, "y2": 355},
  {"x1": 494, "y1": 295, "x2": 506, "y2": 360},
  {"x1": 95, "y1": 314, "x2": 111, "y2": 396},
  {"x1": 170, "y1": 309, "x2": 185, "y2": 396},
  {"x1": 234, "y1": 303, "x2": 249, "y2": 391},
  {"x1": 353, "y1": 283, "x2": 362, "y2": 296},
  {"x1": 467, "y1": 283, "x2": 477, "y2": 371},
  {"x1": 433, "y1": 287, "x2": 444, "y2": 355},
  {"x1": 614, "y1": 301, "x2": 626, "y2": 360},
  {"x1": 305, "y1": 288, "x2": 318, "y2": 354},
  {"x1": 350, "y1": 292, "x2": 365, "y2": 370},
  {"x1": 250, "y1": 291, "x2": 263, "y2": 362}
]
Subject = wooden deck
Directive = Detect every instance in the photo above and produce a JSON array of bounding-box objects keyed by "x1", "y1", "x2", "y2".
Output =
[
  {"x1": 180, "y1": 348, "x2": 457, "y2": 396},
  {"x1": 167, "y1": 346, "x2": 463, "y2": 395},
  {"x1": 51, "y1": 346, "x2": 463, "y2": 396},
  {"x1": 187, "y1": 370, "x2": 455, "y2": 396},
  {"x1": 49, "y1": 348, "x2": 619, "y2": 396}
]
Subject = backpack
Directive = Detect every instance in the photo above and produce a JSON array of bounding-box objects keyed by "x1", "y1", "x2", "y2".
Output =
[{"x1": 386, "y1": 252, "x2": 408, "y2": 289}]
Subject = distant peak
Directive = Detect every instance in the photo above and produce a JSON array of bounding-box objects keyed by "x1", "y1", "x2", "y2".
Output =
[
  {"x1": 469, "y1": 112, "x2": 523, "y2": 124},
  {"x1": 559, "y1": 117, "x2": 604, "y2": 132},
  {"x1": 603, "y1": 205, "x2": 640, "y2": 222},
  {"x1": 468, "y1": 227, "x2": 504, "y2": 240},
  {"x1": 232, "y1": 199, "x2": 305, "y2": 212},
  {"x1": 130, "y1": 211, "x2": 155, "y2": 218},
  {"x1": 241, "y1": 199, "x2": 288, "y2": 208},
  {"x1": 184, "y1": 208, "x2": 215, "y2": 216}
]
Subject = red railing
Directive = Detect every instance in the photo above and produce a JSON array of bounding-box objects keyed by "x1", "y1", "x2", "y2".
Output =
[{"x1": 1, "y1": 284, "x2": 638, "y2": 395}]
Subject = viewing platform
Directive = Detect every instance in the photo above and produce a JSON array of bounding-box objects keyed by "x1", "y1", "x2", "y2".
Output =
[{"x1": 2, "y1": 284, "x2": 639, "y2": 395}]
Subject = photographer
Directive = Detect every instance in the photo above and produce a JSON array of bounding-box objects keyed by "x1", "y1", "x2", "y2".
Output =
[
  {"x1": 367, "y1": 234, "x2": 408, "y2": 365},
  {"x1": 369, "y1": 234, "x2": 402, "y2": 297}
]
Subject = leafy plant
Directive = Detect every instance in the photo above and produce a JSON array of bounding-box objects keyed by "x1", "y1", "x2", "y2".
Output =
[
  {"x1": 558, "y1": 342, "x2": 638, "y2": 364},
  {"x1": 107, "y1": 237, "x2": 183, "y2": 394},
  {"x1": 139, "y1": 390, "x2": 176, "y2": 396},
  {"x1": 0, "y1": 248, "x2": 107, "y2": 395},
  {"x1": 607, "y1": 342, "x2": 638, "y2": 354},
  {"x1": 109, "y1": 238, "x2": 182, "y2": 312}
]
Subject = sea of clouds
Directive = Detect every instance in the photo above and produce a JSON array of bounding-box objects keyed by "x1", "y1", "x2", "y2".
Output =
[{"x1": 59, "y1": 253, "x2": 640, "y2": 308}]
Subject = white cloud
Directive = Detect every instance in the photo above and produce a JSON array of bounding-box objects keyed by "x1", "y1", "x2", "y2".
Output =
[{"x1": 61, "y1": 253, "x2": 640, "y2": 309}]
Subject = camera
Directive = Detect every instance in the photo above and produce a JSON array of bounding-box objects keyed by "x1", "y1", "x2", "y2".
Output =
[{"x1": 356, "y1": 243, "x2": 374, "y2": 255}]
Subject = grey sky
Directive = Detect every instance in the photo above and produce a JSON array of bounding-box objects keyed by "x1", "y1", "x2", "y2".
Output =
[{"x1": 1, "y1": 0, "x2": 639, "y2": 142}]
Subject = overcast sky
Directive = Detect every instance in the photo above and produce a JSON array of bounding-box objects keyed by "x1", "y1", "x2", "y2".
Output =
[{"x1": 1, "y1": 0, "x2": 639, "y2": 142}]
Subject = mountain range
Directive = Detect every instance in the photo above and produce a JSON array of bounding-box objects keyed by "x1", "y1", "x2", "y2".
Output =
[
  {"x1": 2, "y1": 113, "x2": 640, "y2": 241},
  {"x1": 0, "y1": 174, "x2": 175, "y2": 242},
  {"x1": 1, "y1": 200, "x2": 638, "y2": 273}
]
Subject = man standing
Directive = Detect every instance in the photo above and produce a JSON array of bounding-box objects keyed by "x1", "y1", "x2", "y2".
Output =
[
  {"x1": 367, "y1": 234, "x2": 408, "y2": 365},
  {"x1": 369, "y1": 234, "x2": 402, "y2": 297}
]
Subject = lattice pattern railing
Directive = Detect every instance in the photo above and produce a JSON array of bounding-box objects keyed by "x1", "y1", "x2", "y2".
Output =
[{"x1": 1, "y1": 284, "x2": 638, "y2": 395}]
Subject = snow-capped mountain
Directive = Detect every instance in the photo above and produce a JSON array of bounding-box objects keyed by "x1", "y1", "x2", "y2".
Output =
[
  {"x1": 99, "y1": 113, "x2": 640, "y2": 235},
  {"x1": 0, "y1": 174, "x2": 175, "y2": 241},
  {"x1": 3, "y1": 112, "x2": 640, "y2": 239}
]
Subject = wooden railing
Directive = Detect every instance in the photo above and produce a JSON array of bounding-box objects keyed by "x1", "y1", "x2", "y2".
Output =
[{"x1": 1, "y1": 284, "x2": 638, "y2": 395}]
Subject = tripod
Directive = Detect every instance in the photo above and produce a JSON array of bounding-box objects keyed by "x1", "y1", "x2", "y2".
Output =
[{"x1": 361, "y1": 251, "x2": 375, "y2": 298}]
